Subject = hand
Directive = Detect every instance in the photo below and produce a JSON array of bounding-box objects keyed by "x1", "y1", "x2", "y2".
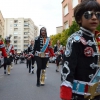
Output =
[{"x1": 27, "y1": 56, "x2": 31, "y2": 60}]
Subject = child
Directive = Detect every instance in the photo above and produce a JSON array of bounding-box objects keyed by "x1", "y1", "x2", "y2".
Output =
[{"x1": 60, "y1": 0, "x2": 100, "y2": 100}]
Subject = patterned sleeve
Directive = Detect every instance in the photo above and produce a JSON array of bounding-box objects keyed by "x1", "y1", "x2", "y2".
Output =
[
  {"x1": 61, "y1": 33, "x2": 81, "y2": 88},
  {"x1": 33, "y1": 36, "x2": 38, "y2": 55}
]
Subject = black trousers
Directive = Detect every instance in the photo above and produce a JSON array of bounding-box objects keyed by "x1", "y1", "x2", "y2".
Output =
[
  {"x1": 4, "y1": 56, "x2": 12, "y2": 70},
  {"x1": 27, "y1": 57, "x2": 35, "y2": 73},
  {"x1": 56, "y1": 55, "x2": 61, "y2": 66},
  {"x1": 35, "y1": 56, "x2": 49, "y2": 81}
]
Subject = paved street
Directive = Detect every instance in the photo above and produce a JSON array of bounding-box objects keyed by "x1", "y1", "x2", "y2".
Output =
[{"x1": 0, "y1": 61, "x2": 62, "y2": 100}]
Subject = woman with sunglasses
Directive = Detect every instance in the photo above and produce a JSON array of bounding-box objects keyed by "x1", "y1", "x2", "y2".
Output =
[{"x1": 60, "y1": 0, "x2": 100, "y2": 100}]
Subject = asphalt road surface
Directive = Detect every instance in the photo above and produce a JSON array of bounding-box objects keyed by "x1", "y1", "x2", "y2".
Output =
[{"x1": 0, "y1": 61, "x2": 62, "y2": 100}]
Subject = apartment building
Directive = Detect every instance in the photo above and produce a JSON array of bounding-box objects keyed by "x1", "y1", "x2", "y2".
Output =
[
  {"x1": 56, "y1": 26, "x2": 63, "y2": 33},
  {"x1": 4, "y1": 18, "x2": 38, "y2": 53},
  {"x1": 0, "y1": 11, "x2": 4, "y2": 38},
  {"x1": 62, "y1": 0, "x2": 100, "y2": 29}
]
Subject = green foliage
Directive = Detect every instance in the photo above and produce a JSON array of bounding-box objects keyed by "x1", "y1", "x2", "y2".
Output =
[
  {"x1": 50, "y1": 21, "x2": 80, "y2": 46},
  {"x1": 68, "y1": 21, "x2": 79, "y2": 36},
  {"x1": 96, "y1": 24, "x2": 100, "y2": 31},
  {"x1": 2, "y1": 38, "x2": 6, "y2": 44}
]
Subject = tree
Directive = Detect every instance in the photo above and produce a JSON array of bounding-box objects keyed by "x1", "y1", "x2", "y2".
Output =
[
  {"x1": 97, "y1": 24, "x2": 100, "y2": 31},
  {"x1": 67, "y1": 21, "x2": 79, "y2": 36}
]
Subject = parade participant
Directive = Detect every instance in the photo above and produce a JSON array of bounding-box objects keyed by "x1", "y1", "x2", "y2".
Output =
[
  {"x1": 19, "y1": 51, "x2": 25, "y2": 63},
  {"x1": 54, "y1": 40, "x2": 63, "y2": 72},
  {"x1": 33, "y1": 27, "x2": 55, "y2": 87},
  {"x1": 27, "y1": 40, "x2": 34, "y2": 74},
  {"x1": 0, "y1": 36, "x2": 8, "y2": 74},
  {"x1": 5, "y1": 35, "x2": 14, "y2": 75},
  {"x1": 60, "y1": 0, "x2": 100, "y2": 100},
  {"x1": 24, "y1": 49, "x2": 29, "y2": 68},
  {"x1": 14, "y1": 50, "x2": 19, "y2": 64}
]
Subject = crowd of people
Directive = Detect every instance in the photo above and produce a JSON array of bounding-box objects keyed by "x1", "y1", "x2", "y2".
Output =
[
  {"x1": 0, "y1": 26, "x2": 65, "y2": 87},
  {"x1": 0, "y1": 0, "x2": 100, "y2": 100}
]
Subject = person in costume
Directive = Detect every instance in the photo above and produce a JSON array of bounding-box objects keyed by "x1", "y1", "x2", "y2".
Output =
[
  {"x1": 13, "y1": 50, "x2": 19, "y2": 64},
  {"x1": 54, "y1": 40, "x2": 63, "y2": 72},
  {"x1": 60, "y1": 0, "x2": 100, "y2": 100},
  {"x1": 5, "y1": 35, "x2": 14, "y2": 75},
  {"x1": 0, "y1": 36, "x2": 8, "y2": 74},
  {"x1": 27, "y1": 40, "x2": 34, "y2": 74},
  {"x1": 33, "y1": 27, "x2": 55, "y2": 87}
]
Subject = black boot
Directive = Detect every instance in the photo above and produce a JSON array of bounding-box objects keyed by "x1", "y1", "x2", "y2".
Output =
[{"x1": 36, "y1": 79, "x2": 40, "y2": 87}]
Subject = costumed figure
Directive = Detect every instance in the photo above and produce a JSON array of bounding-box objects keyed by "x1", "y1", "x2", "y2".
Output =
[
  {"x1": 19, "y1": 51, "x2": 25, "y2": 63},
  {"x1": 60, "y1": 1, "x2": 100, "y2": 100},
  {"x1": 24, "y1": 49, "x2": 28, "y2": 68},
  {"x1": 26, "y1": 40, "x2": 34, "y2": 74},
  {"x1": 33, "y1": 27, "x2": 55, "y2": 87},
  {"x1": 0, "y1": 36, "x2": 8, "y2": 74},
  {"x1": 5, "y1": 35, "x2": 14, "y2": 75},
  {"x1": 14, "y1": 50, "x2": 19, "y2": 64},
  {"x1": 54, "y1": 40, "x2": 63, "y2": 72}
]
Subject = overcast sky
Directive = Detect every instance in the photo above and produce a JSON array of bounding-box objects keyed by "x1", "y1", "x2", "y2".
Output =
[{"x1": 0, "y1": 0, "x2": 62, "y2": 36}]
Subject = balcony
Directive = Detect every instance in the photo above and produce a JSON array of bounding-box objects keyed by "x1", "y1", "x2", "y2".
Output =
[
  {"x1": 14, "y1": 24, "x2": 18, "y2": 27},
  {"x1": 24, "y1": 32, "x2": 28, "y2": 35},
  {"x1": 24, "y1": 29, "x2": 29, "y2": 32},
  {"x1": 24, "y1": 23, "x2": 29, "y2": 28},
  {"x1": 14, "y1": 36, "x2": 18, "y2": 40}
]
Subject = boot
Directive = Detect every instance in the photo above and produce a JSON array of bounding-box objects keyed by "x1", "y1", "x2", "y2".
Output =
[
  {"x1": 10, "y1": 62, "x2": 13, "y2": 69},
  {"x1": 40, "y1": 70, "x2": 46, "y2": 86},
  {"x1": 4, "y1": 70, "x2": 6, "y2": 74},
  {"x1": 8, "y1": 65, "x2": 11, "y2": 75},
  {"x1": 36, "y1": 78, "x2": 40, "y2": 87},
  {"x1": 56, "y1": 66, "x2": 59, "y2": 72},
  {"x1": 46, "y1": 62, "x2": 49, "y2": 68}
]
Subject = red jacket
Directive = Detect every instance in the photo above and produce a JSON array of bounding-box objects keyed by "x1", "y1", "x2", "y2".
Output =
[
  {"x1": 45, "y1": 40, "x2": 55, "y2": 57},
  {"x1": 0, "y1": 40, "x2": 7, "y2": 57}
]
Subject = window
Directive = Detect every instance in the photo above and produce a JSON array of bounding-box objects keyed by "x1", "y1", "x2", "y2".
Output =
[
  {"x1": 24, "y1": 45, "x2": 28, "y2": 47},
  {"x1": 64, "y1": 21, "x2": 69, "y2": 29},
  {"x1": 72, "y1": 0, "x2": 78, "y2": 8},
  {"x1": 14, "y1": 20, "x2": 18, "y2": 23},
  {"x1": 24, "y1": 40, "x2": 29, "y2": 43},
  {"x1": 14, "y1": 41, "x2": 17, "y2": 43},
  {"x1": 14, "y1": 24, "x2": 18, "y2": 27},
  {"x1": 14, "y1": 45, "x2": 17, "y2": 47},
  {"x1": 24, "y1": 23, "x2": 29, "y2": 27},
  {"x1": 14, "y1": 32, "x2": 18, "y2": 34},
  {"x1": 24, "y1": 32, "x2": 28, "y2": 35},
  {"x1": 14, "y1": 36, "x2": 18, "y2": 39},
  {"x1": 24, "y1": 36, "x2": 28, "y2": 38},
  {"x1": 64, "y1": 4, "x2": 68, "y2": 16}
]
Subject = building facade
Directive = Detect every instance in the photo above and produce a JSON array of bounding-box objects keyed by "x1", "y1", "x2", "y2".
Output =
[
  {"x1": 56, "y1": 26, "x2": 63, "y2": 33},
  {"x1": 62, "y1": 0, "x2": 100, "y2": 29},
  {"x1": 4, "y1": 18, "x2": 38, "y2": 53},
  {"x1": 0, "y1": 11, "x2": 4, "y2": 38}
]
